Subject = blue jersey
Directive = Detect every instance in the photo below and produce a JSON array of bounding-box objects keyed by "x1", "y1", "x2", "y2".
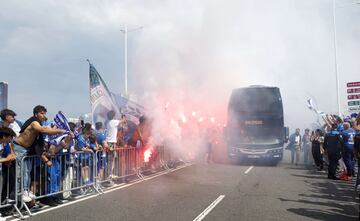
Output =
[
  {"x1": 324, "y1": 130, "x2": 342, "y2": 155},
  {"x1": 337, "y1": 124, "x2": 344, "y2": 133},
  {"x1": 95, "y1": 130, "x2": 106, "y2": 145},
  {"x1": 89, "y1": 143, "x2": 96, "y2": 151},
  {"x1": 1, "y1": 143, "x2": 11, "y2": 158},
  {"x1": 76, "y1": 135, "x2": 90, "y2": 160},
  {"x1": 76, "y1": 135, "x2": 88, "y2": 149},
  {"x1": 342, "y1": 128, "x2": 356, "y2": 150}
]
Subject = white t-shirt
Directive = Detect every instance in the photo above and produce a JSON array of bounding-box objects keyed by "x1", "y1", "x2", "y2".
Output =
[
  {"x1": 106, "y1": 120, "x2": 120, "y2": 143},
  {"x1": 295, "y1": 135, "x2": 300, "y2": 146},
  {"x1": 9, "y1": 121, "x2": 21, "y2": 137}
]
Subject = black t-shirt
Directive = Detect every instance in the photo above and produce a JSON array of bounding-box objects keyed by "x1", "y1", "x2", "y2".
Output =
[{"x1": 20, "y1": 116, "x2": 44, "y2": 155}]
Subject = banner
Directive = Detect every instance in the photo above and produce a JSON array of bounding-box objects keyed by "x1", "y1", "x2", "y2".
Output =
[
  {"x1": 111, "y1": 93, "x2": 145, "y2": 124},
  {"x1": 111, "y1": 93, "x2": 146, "y2": 143},
  {"x1": 89, "y1": 63, "x2": 121, "y2": 124}
]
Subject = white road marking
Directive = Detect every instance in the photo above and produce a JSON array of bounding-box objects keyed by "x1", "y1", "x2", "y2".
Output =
[
  {"x1": 193, "y1": 195, "x2": 225, "y2": 221},
  {"x1": 9, "y1": 164, "x2": 192, "y2": 221},
  {"x1": 244, "y1": 165, "x2": 254, "y2": 174}
]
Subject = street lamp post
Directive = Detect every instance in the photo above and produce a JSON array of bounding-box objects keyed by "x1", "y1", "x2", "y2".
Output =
[
  {"x1": 332, "y1": 0, "x2": 360, "y2": 116},
  {"x1": 120, "y1": 24, "x2": 143, "y2": 97},
  {"x1": 332, "y1": 0, "x2": 341, "y2": 116}
]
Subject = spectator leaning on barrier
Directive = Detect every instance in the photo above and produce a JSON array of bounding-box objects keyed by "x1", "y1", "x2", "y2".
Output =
[
  {"x1": 0, "y1": 109, "x2": 18, "y2": 206},
  {"x1": 13, "y1": 105, "x2": 65, "y2": 203},
  {"x1": 0, "y1": 128, "x2": 16, "y2": 162},
  {"x1": 323, "y1": 124, "x2": 343, "y2": 180},
  {"x1": 76, "y1": 127, "x2": 93, "y2": 186},
  {"x1": 0, "y1": 109, "x2": 21, "y2": 137},
  {"x1": 95, "y1": 122, "x2": 108, "y2": 181},
  {"x1": 0, "y1": 127, "x2": 17, "y2": 208}
]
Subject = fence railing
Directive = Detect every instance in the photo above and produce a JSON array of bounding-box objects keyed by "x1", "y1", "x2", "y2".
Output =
[{"x1": 1, "y1": 145, "x2": 182, "y2": 219}]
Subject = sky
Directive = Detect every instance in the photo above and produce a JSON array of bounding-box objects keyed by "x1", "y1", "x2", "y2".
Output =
[{"x1": 0, "y1": 0, "x2": 359, "y2": 132}]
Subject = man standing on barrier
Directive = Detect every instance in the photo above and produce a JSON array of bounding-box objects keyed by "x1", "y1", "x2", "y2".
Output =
[
  {"x1": 105, "y1": 110, "x2": 121, "y2": 183},
  {"x1": 323, "y1": 124, "x2": 343, "y2": 180},
  {"x1": 13, "y1": 105, "x2": 65, "y2": 203}
]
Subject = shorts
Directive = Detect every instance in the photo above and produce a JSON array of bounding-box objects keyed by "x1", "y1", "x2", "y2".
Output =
[{"x1": 81, "y1": 159, "x2": 89, "y2": 167}]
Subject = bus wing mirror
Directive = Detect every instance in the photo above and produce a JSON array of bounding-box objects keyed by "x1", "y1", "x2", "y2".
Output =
[{"x1": 284, "y1": 127, "x2": 289, "y2": 142}]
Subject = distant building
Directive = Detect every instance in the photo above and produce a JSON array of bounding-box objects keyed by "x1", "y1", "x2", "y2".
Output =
[{"x1": 0, "y1": 82, "x2": 8, "y2": 110}]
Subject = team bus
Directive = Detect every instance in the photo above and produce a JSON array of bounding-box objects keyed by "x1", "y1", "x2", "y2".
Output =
[{"x1": 225, "y1": 86, "x2": 289, "y2": 165}]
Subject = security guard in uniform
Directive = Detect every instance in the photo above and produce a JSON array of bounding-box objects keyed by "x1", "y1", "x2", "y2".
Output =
[
  {"x1": 341, "y1": 122, "x2": 356, "y2": 176},
  {"x1": 323, "y1": 124, "x2": 343, "y2": 180}
]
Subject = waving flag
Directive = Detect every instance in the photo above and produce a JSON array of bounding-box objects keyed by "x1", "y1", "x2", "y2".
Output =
[
  {"x1": 111, "y1": 93, "x2": 146, "y2": 143},
  {"x1": 306, "y1": 98, "x2": 315, "y2": 111},
  {"x1": 48, "y1": 111, "x2": 71, "y2": 146},
  {"x1": 111, "y1": 93, "x2": 145, "y2": 124},
  {"x1": 306, "y1": 98, "x2": 325, "y2": 116},
  {"x1": 89, "y1": 62, "x2": 121, "y2": 124},
  {"x1": 54, "y1": 111, "x2": 70, "y2": 131}
]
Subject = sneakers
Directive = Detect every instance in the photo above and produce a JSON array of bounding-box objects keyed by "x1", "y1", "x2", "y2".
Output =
[
  {"x1": 53, "y1": 197, "x2": 63, "y2": 205},
  {"x1": 22, "y1": 191, "x2": 33, "y2": 203},
  {"x1": 28, "y1": 191, "x2": 36, "y2": 200},
  {"x1": 39, "y1": 198, "x2": 58, "y2": 207},
  {"x1": 356, "y1": 185, "x2": 360, "y2": 192}
]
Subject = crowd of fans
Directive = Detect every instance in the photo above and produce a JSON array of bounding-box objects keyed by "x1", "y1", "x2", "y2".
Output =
[
  {"x1": 0, "y1": 105, "x2": 156, "y2": 217},
  {"x1": 286, "y1": 113, "x2": 360, "y2": 189}
]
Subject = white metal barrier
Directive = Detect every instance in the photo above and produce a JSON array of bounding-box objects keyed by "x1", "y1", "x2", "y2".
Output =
[{"x1": 5, "y1": 145, "x2": 181, "y2": 219}]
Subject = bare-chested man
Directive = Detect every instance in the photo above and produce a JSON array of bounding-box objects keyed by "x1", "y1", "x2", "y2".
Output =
[{"x1": 13, "y1": 105, "x2": 65, "y2": 203}]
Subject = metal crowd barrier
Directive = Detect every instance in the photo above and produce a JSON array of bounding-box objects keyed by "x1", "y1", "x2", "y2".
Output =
[
  {"x1": 0, "y1": 162, "x2": 22, "y2": 218},
  {"x1": 16, "y1": 151, "x2": 98, "y2": 218},
  {"x1": 94, "y1": 145, "x2": 171, "y2": 189},
  {"x1": 4, "y1": 145, "x2": 181, "y2": 219}
]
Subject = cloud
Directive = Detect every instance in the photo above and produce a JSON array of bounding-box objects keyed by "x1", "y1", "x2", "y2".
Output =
[{"x1": 0, "y1": 0, "x2": 359, "y2": 133}]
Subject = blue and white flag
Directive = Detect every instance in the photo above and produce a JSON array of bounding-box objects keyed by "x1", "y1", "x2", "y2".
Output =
[
  {"x1": 48, "y1": 111, "x2": 71, "y2": 146},
  {"x1": 89, "y1": 63, "x2": 121, "y2": 124},
  {"x1": 54, "y1": 111, "x2": 70, "y2": 131},
  {"x1": 306, "y1": 98, "x2": 325, "y2": 116},
  {"x1": 111, "y1": 93, "x2": 145, "y2": 125}
]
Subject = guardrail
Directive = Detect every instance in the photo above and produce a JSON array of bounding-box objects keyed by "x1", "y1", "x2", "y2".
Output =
[{"x1": 7, "y1": 145, "x2": 182, "y2": 219}]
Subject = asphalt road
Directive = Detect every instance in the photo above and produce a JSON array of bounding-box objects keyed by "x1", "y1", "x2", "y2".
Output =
[{"x1": 24, "y1": 162, "x2": 359, "y2": 221}]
